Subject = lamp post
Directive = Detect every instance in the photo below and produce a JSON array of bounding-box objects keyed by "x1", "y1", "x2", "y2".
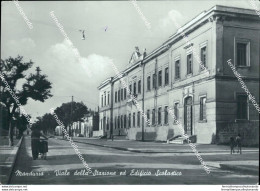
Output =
[{"x1": 0, "y1": 77, "x2": 3, "y2": 131}]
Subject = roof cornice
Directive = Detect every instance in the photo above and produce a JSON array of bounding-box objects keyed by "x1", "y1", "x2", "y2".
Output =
[
  {"x1": 98, "y1": 77, "x2": 113, "y2": 90},
  {"x1": 99, "y1": 5, "x2": 259, "y2": 87}
]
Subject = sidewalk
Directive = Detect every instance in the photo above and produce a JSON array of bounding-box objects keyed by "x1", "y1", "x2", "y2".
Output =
[
  {"x1": 207, "y1": 160, "x2": 259, "y2": 175},
  {"x1": 57, "y1": 136, "x2": 259, "y2": 154},
  {"x1": 219, "y1": 160, "x2": 259, "y2": 175},
  {"x1": 0, "y1": 136, "x2": 24, "y2": 184}
]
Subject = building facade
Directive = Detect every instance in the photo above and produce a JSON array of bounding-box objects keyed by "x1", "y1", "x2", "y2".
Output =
[
  {"x1": 98, "y1": 5, "x2": 259, "y2": 145},
  {"x1": 71, "y1": 112, "x2": 99, "y2": 137}
]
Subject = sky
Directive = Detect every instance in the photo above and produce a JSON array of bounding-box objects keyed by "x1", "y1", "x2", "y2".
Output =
[{"x1": 1, "y1": 0, "x2": 254, "y2": 122}]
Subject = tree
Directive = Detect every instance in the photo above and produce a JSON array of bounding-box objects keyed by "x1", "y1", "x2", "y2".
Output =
[
  {"x1": 15, "y1": 112, "x2": 31, "y2": 138},
  {"x1": 54, "y1": 101, "x2": 89, "y2": 136},
  {"x1": 33, "y1": 113, "x2": 57, "y2": 135},
  {"x1": 0, "y1": 55, "x2": 52, "y2": 146}
]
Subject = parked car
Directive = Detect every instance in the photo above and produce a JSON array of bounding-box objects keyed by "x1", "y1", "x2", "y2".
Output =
[
  {"x1": 98, "y1": 135, "x2": 107, "y2": 139},
  {"x1": 77, "y1": 133, "x2": 84, "y2": 137}
]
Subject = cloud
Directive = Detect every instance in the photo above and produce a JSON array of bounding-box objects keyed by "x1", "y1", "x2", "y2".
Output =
[
  {"x1": 23, "y1": 39, "x2": 116, "y2": 121},
  {"x1": 159, "y1": 9, "x2": 185, "y2": 32},
  {"x1": 45, "y1": 39, "x2": 114, "y2": 82},
  {"x1": 41, "y1": 39, "x2": 114, "y2": 109},
  {"x1": 80, "y1": 53, "x2": 114, "y2": 79}
]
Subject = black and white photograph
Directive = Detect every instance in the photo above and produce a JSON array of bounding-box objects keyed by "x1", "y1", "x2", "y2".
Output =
[{"x1": 0, "y1": 0, "x2": 259, "y2": 190}]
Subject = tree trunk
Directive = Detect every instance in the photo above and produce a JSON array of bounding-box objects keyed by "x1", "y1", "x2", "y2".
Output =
[
  {"x1": 8, "y1": 105, "x2": 16, "y2": 146},
  {"x1": 8, "y1": 121, "x2": 14, "y2": 146}
]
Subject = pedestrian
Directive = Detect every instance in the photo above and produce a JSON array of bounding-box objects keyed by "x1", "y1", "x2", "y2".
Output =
[
  {"x1": 31, "y1": 126, "x2": 48, "y2": 160},
  {"x1": 236, "y1": 133, "x2": 242, "y2": 154},
  {"x1": 230, "y1": 136, "x2": 235, "y2": 154}
]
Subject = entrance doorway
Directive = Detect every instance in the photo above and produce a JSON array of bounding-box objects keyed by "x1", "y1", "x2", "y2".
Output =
[{"x1": 184, "y1": 96, "x2": 193, "y2": 135}]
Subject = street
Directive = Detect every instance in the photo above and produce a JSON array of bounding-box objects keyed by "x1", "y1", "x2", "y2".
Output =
[{"x1": 9, "y1": 136, "x2": 258, "y2": 184}]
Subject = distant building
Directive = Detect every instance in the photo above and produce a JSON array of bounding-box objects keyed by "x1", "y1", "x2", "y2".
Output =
[
  {"x1": 98, "y1": 5, "x2": 259, "y2": 145},
  {"x1": 71, "y1": 112, "x2": 99, "y2": 137},
  {"x1": 55, "y1": 126, "x2": 63, "y2": 136},
  {"x1": 83, "y1": 112, "x2": 99, "y2": 137}
]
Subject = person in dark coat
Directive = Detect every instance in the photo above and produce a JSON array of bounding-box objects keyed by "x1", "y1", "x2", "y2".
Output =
[
  {"x1": 31, "y1": 127, "x2": 47, "y2": 160},
  {"x1": 236, "y1": 133, "x2": 242, "y2": 154},
  {"x1": 230, "y1": 137, "x2": 235, "y2": 154}
]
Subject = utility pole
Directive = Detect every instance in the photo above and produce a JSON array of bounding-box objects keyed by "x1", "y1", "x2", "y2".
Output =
[
  {"x1": 154, "y1": 58, "x2": 158, "y2": 130},
  {"x1": 110, "y1": 79, "x2": 114, "y2": 141},
  {"x1": 142, "y1": 61, "x2": 145, "y2": 141},
  {"x1": 70, "y1": 96, "x2": 73, "y2": 137},
  {"x1": 36, "y1": 67, "x2": 41, "y2": 76}
]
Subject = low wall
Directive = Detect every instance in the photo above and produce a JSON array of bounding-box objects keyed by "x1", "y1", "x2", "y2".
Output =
[
  {"x1": 93, "y1": 130, "x2": 103, "y2": 137},
  {"x1": 126, "y1": 126, "x2": 176, "y2": 141}
]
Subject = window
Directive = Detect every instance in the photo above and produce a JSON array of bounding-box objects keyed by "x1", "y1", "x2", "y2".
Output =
[
  {"x1": 237, "y1": 43, "x2": 246, "y2": 66},
  {"x1": 103, "y1": 117, "x2": 106, "y2": 130},
  {"x1": 152, "y1": 109, "x2": 155, "y2": 125},
  {"x1": 200, "y1": 46, "x2": 207, "y2": 69},
  {"x1": 101, "y1": 95, "x2": 103, "y2": 107},
  {"x1": 138, "y1": 80, "x2": 141, "y2": 94},
  {"x1": 121, "y1": 89, "x2": 123, "y2": 101},
  {"x1": 175, "y1": 60, "x2": 180, "y2": 79},
  {"x1": 128, "y1": 113, "x2": 131, "y2": 128},
  {"x1": 124, "y1": 88, "x2": 126, "y2": 100},
  {"x1": 101, "y1": 120, "x2": 103, "y2": 130},
  {"x1": 133, "y1": 112, "x2": 135, "y2": 127},
  {"x1": 237, "y1": 94, "x2": 248, "y2": 120},
  {"x1": 147, "y1": 110, "x2": 150, "y2": 125},
  {"x1": 165, "y1": 67, "x2": 169, "y2": 85},
  {"x1": 124, "y1": 115, "x2": 126, "y2": 128},
  {"x1": 107, "y1": 94, "x2": 110, "y2": 105},
  {"x1": 107, "y1": 118, "x2": 109, "y2": 130},
  {"x1": 199, "y1": 97, "x2": 206, "y2": 121},
  {"x1": 158, "y1": 107, "x2": 162, "y2": 125},
  {"x1": 115, "y1": 91, "x2": 117, "y2": 103},
  {"x1": 129, "y1": 84, "x2": 132, "y2": 95},
  {"x1": 118, "y1": 90, "x2": 120, "y2": 102},
  {"x1": 187, "y1": 54, "x2": 193, "y2": 75},
  {"x1": 118, "y1": 116, "x2": 120, "y2": 129},
  {"x1": 121, "y1": 115, "x2": 123, "y2": 128},
  {"x1": 164, "y1": 106, "x2": 168, "y2": 124},
  {"x1": 236, "y1": 40, "x2": 251, "y2": 67},
  {"x1": 137, "y1": 111, "x2": 140, "y2": 127},
  {"x1": 147, "y1": 76, "x2": 151, "y2": 91},
  {"x1": 134, "y1": 82, "x2": 136, "y2": 95},
  {"x1": 152, "y1": 73, "x2": 156, "y2": 89},
  {"x1": 114, "y1": 117, "x2": 117, "y2": 129},
  {"x1": 158, "y1": 70, "x2": 162, "y2": 87},
  {"x1": 174, "y1": 103, "x2": 179, "y2": 122},
  {"x1": 235, "y1": 39, "x2": 250, "y2": 67},
  {"x1": 104, "y1": 92, "x2": 106, "y2": 106}
]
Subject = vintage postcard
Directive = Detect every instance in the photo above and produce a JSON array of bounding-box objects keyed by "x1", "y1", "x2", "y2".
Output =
[{"x1": 0, "y1": 0, "x2": 259, "y2": 190}]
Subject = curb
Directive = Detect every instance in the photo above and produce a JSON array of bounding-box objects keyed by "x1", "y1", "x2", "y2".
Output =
[
  {"x1": 7, "y1": 136, "x2": 24, "y2": 184},
  {"x1": 58, "y1": 138, "x2": 258, "y2": 154},
  {"x1": 220, "y1": 164, "x2": 259, "y2": 175},
  {"x1": 65, "y1": 138, "x2": 130, "y2": 152}
]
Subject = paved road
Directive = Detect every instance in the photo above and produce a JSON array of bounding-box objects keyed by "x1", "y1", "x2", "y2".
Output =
[{"x1": 10, "y1": 136, "x2": 258, "y2": 184}]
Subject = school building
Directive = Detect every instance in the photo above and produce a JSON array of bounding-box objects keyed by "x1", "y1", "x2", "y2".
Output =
[{"x1": 97, "y1": 5, "x2": 259, "y2": 145}]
